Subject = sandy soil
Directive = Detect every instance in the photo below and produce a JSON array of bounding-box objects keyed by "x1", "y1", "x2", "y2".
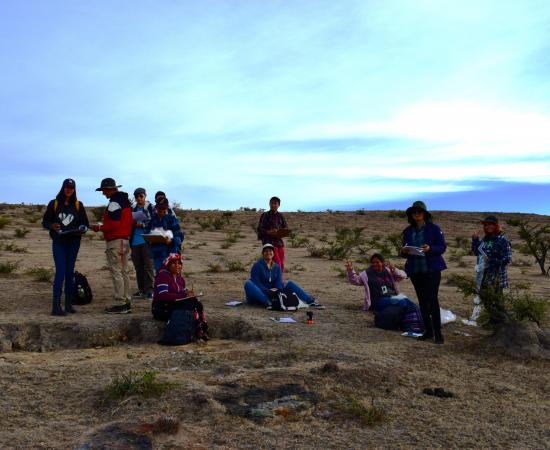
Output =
[{"x1": 0, "y1": 205, "x2": 549, "y2": 449}]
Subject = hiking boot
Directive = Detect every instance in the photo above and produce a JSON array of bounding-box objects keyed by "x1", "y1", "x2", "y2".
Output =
[
  {"x1": 132, "y1": 291, "x2": 143, "y2": 299},
  {"x1": 309, "y1": 302, "x2": 325, "y2": 310},
  {"x1": 434, "y1": 331, "x2": 444, "y2": 344},
  {"x1": 105, "y1": 304, "x2": 132, "y2": 314},
  {"x1": 51, "y1": 298, "x2": 65, "y2": 316}
]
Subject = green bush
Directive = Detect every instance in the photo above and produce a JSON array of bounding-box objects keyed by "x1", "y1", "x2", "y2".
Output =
[
  {"x1": 388, "y1": 209, "x2": 406, "y2": 219},
  {"x1": 103, "y1": 370, "x2": 175, "y2": 403},
  {"x1": 25, "y1": 267, "x2": 54, "y2": 283},
  {"x1": 0, "y1": 216, "x2": 11, "y2": 229},
  {"x1": 14, "y1": 228, "x2": 30, "y2": 238},
  {"x1": 3, "y1": 242, "x2": 27, "y2": 253},
  {"x1": 225, "y1": 259, "x2": 246, "y2": 272},
  {"x1": 0, "y1": 261, "x2": 19, "y2": 274},
  {"x1": 206, "y1": 262, "x2": 223, "y2": 273},
  {"x1": 27, "y1": 215, "x2": 41, "y2": 224},
  {"x1": 289, "y1": 232, "x2": 310, "y2": 248},
  {"x1": 335, "y1": 396, "x2": 387, "y2": 426}
]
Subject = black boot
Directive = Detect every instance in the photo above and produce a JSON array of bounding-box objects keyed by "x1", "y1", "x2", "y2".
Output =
[
  {"x1": 65, "y1": 297, "x2": 77, "y2": 314},
  {"x1": 51, "y1": 297, "x2": 65, "y2": 316},
  {"x1": 417, "y1": 332, "x2": 434, "y2": 341},
  {"x1": 434, "y1": 330, "x2": 444, "y2": 344}
]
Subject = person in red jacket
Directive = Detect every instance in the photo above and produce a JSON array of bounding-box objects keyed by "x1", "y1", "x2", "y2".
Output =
[
  {"x1": 91, "y1": 177, "x2": 133, "y2": 314},
  {"x1": 152, "y1": 253, "x2": 208, "y2": 340}
]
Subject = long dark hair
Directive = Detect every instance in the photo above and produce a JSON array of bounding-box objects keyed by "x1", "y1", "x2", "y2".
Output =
[
  {"x1": 370, "y1": 253, "x2": 385, "y2": 263},
  {"x1": 56, "y1": 183, "x2": 78, "y2": 207}
]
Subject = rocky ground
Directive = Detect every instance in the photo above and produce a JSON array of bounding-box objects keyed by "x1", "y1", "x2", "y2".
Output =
[{"x1": 0, "y1": 205, "x2": 549, "y2": 449}]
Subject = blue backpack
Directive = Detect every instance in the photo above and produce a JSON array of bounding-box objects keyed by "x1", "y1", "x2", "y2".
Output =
[{"x1": 158, "y1": 310, "x2": 197, "y2": 346}]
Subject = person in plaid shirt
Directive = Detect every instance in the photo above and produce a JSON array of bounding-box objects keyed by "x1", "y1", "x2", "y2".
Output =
[
  {"x1": 471, "y1": 215, "x2": 512, "y2": 324},
  {"x1": 471, "y1": 215, "x2": 512, "y2": 290}
]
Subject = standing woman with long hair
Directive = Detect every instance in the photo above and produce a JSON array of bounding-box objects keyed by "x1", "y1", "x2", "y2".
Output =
[
  {"x1": 401, "y1": 201, "x2": 447, "y2": 344},
  {"x1": 42, "y1": 179, "x2": 89, "y2": 316}
]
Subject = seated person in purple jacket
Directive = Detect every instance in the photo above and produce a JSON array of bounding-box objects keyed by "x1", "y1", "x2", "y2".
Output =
[
  {"x1": 346, "y1": 254, "x2": 424, "y2": 333},
  {"x1": 152, "y1": 254, "x2": 208, "y2": 338},
  {"x1": 244, "y1": 243, "x2": 317, "y2": 307}
]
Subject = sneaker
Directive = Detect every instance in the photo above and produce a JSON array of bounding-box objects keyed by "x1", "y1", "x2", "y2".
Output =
[
  {"x1": 309, "y1": 302, "x2": 325, "y2": 310},
  {"x1": 105, "y1": 304, "x2": 132, "y2": 314},
  {"x1": 132, "y1": 291, "x2": 143, "y2": 299}
]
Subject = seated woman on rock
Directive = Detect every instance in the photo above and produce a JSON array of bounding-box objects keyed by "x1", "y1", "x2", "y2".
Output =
[
  {"x1": 346, "y1": 254, "x2": 423, "y2": 333},
  {"x1": 244, "y1": 243, "x2": 322, "y2": 308},
  {"x1": 152, "y1": 253, "x2": 208, "y2": 338}
]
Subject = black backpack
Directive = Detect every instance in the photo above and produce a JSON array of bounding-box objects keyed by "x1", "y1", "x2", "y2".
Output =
[
  {"x1": 270, "y1": 287, "x2": 303, "y2": 311},
  {"x1": 158, "y1": 310, "x2": 197, "y2": 346},
  {"x1": 72, "y1": 271, "x2": 93, "y2": 305}
]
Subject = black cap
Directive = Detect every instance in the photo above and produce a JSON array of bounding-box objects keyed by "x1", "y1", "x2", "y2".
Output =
[
  {"x1": 95, "y1": 178, "x2": 121, "y2": 191},
  {"x1": 62, "y1": 178, "x2": 76, "y2": 189},
  {"x1": 481, "y1": 215, "x2": 499, "y2": 225},
  {"x1": 134, "y1": 187, "x2": 146, "y2": 196}
]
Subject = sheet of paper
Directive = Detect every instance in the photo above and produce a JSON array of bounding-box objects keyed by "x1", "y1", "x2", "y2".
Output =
[
  {"x1": 225, "y1": 301, "x2": 243, "y2": 307},
  {"x1": 403, "y1": 245, "x2": 425, "y2": 256},
  {"x1": 270, "y1": 317, "x2": 297, "y2": 323}
]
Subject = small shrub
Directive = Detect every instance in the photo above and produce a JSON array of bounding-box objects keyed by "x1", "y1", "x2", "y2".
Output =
[
  {"x1": 287, "y1": 263, "x2": 306, "y2": 273},
  {"x1": 27, "y1": 215, "x2": 41, "y2": 224},
  {"x1": 25, "y1": 267, "x2": 54, "y2": 282},
  {"x1": 388, "y1": 209, "x2": 406, "y2": 219},
  {"x1": 454, "y1": 236, "x2": 470, "y2": 251},
  {"x1": 103, "y1": 370, "x2": 175, "y2": 403},
  {"x1": 289, "y1": 232, "x2": 310, "y2": 248},
  {"x1": 306, "y1": 245, "x2": 326, "y2": 258},
  {"x1": 206, "y1": 262, "x2": 223, "y2": 273},
  {"x1": 189, "y1": 242, "x2": 207, "y2": 249},
  {"x1": 225, "y1": 259, "x2": 246, "y2": 272},
  {"x1": 0, "y1": 216, "x2": 11, "y2": 229},
  {"x1": 355, "y1": 209, "x2": 366, "y2": 215},
  {"x1": 3, "y1": 242, "x2": 28, "y2": 253},
  {"x1": 506, "y1": 219, "x2": 550, "y2": 275},
  {"x1": 335, "y1": 397, "x2": 387, "y2": 426},
  {"x1": 0, "y1": 261, "x2": 19, "y2": 274},
  {"x1": 14, "y1": 228, "x2": 30, "y2": 238}
]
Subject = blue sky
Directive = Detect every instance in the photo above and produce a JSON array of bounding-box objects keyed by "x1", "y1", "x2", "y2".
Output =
[{"x1": 1, "y1": 0, "x2": 549, "y2": 212}]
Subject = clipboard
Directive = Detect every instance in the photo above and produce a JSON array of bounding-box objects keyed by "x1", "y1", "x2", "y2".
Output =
[
  {"x1": 267, "y1": 229, "x2": 291, "y2": 238},
  {"x1": 143, "y1": 234, "x2": 169, "y2": 244}
]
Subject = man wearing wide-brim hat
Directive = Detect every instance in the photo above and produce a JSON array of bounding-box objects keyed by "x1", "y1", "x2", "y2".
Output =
[{"x1": 91, "y1": 178, "x2": 134, "y2": 314}]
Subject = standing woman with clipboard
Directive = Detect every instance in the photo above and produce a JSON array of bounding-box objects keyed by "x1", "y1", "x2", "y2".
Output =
[
  {"x1": 42, "y1": 178, "x2": 89, "y2": 316},
  {"x1": 401, "y1": 201, "x2": 447, "y2": 344}
]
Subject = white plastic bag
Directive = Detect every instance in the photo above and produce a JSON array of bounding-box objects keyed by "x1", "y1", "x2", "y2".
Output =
[{"x1": 440, "y1": 308, "x2": 456, "y2": 325}]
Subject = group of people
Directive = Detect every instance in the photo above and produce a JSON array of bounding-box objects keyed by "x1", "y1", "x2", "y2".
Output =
[
  {"x1": 42, "y1": 177, "x2": 184, "y2": 316},
  {"x1": 345, "y1": 201, "x2": 512, "y2": 344},
  {"x1": 42, "y1": 178, "x2": 513, "y2": 346}
]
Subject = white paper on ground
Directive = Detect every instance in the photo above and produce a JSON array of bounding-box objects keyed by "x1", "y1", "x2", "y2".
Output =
[
  {"x1": 270, "y1": 317, "x2": 297, "y2": 323},
  {"x1": 225, "y1": 300, "x2": 243, "y2": 307},
  {"x1": 402, "y1": 331, "x2": 423, "y2": 338}
]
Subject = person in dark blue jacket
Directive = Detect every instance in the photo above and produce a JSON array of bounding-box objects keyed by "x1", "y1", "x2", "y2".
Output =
[
  {"x1": 146, "y1": 198, "x2": 184, "y2": 271},
  {"x1": 244, "y1": 244, "x2": 316, "y2": 307},
  {"x1": 401, "y1": 201, "x2": 447, "y2": 344},
  {"x1": 42, "y1": 178, "x2": 89, "y2": 316}
]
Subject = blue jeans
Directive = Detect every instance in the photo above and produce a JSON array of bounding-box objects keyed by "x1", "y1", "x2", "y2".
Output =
[
  {"x1": 244, "y1": 280, "x2": 313, "y2": 306},
  {"x1": 52, "y1": 238, "x2": 81, "y2": 306}
]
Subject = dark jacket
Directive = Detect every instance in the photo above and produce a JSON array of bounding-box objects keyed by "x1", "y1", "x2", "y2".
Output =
[
  {"x1": 42, "y1": 199, "x2": 89, "y2": 241},
  {"x1": 249, "y1": 258, "x2": 283, "y2": 296},
  {"x1": 402, "y1": 222, "x2": 447, "y2": 274},
  {"x1": 257, "y1": 211, "x2": 288, "y2": 247},
  {"x1": 153, "y1": 268, "x2": 187, "y2": 303},
  {"x1": 98, "y1": 191, "x2": 133, "y2": 241}
]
